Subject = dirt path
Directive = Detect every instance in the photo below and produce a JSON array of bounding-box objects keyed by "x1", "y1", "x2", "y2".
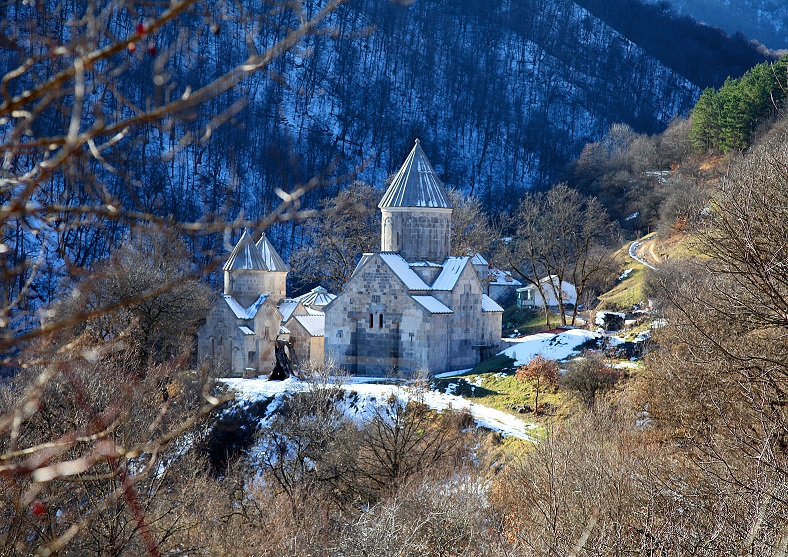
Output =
[{"x1": 629, "y1": 237, "x2": 660, "y2": 269}]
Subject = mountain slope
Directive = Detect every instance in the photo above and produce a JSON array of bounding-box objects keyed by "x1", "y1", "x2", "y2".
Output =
[{"x1": 646, "y1": 0, "x2": 788, "y2": 50}]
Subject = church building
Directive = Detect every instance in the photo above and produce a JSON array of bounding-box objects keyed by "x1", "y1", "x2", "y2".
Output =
[
  {"x1": 323, "y1": 140, "x2": 504, "y2": 376},
  {"x1": 197, "y1": 231, "x2": 330, "y2": 377}
]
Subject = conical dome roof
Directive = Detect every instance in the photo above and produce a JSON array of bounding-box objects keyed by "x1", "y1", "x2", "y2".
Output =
[
  {"x1": 223, "y1": 229, "x2": 267, "y2": 271},
  {"x1": 294, "y1": 285, "x2": 336, "y2": 308},
  {"x1": 379, "y1": 139, "x2": 453, "y2": 209},
  {"x1": 256, "y1": 233, "x2": 289, "y2": 272}
]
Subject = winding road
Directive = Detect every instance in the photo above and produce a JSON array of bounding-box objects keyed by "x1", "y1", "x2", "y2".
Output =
[{"x1": 629, "y1": 239, "x2": 657, "y2": 270}]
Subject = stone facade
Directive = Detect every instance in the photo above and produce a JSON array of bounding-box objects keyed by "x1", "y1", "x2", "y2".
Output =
[
  {"x1": 197, "y1": 231, "x2": 327, "y2": 377},
  {"x1": 324, "y1": 140, "x2": 503, "y2": 376},
  {"x1": 198, "y1": 295, "x2": 281, "y2": 377},
  {"x1": 381, "y1": 207, "x2": 452, "y2": 262}
]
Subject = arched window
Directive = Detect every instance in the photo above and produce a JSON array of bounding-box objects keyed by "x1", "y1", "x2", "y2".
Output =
[
  {"x1": 369, "y1": 313, "x2": 374, "y2": 328},
  {"x1": 379, "y1": 313, "x2": 383, "y2": 328}
]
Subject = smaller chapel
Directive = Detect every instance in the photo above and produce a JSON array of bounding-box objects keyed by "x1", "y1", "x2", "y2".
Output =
[
  {"x1": 323, "y1": 140, "x2": 504, "y2": 376},
  {"x1": 197, "y1": 232, "x2": 331, "y2": 377}
]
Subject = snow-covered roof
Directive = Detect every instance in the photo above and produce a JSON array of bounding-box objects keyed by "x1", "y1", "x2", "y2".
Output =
[
  {"x1": 412, "y1": 295, "x2": 454, "y2": 314},
  {"x1": 255, "y1": 233, "x2": 289, "y2": 272},
  {"x1": 223, "y1": 294, "x2": 269, "y2": 319},
  {"x1": 295, "y1": 285, "x2": 336, "y2": 308},
  {"x1": 350, "y1": 253, "x2": 375, "y2": 281},
  {"x1": 518, "y1": 275, "x2": 575, "y2": 291},
  {"x1": 470, "y1": 253, "x2": 488, "y2": 266},
  {"x1": 278, "y1": 299, "x2": 300, "y2": 322},
  {"x1": 481, "y1": 294, "x2": 504, "y2": 312},
  {"x1": 489, "y1": 269, "x2": 521, "y2": 286},
  {"x1": 223, "y1": 229, "x2": 268, "y2": 271},
  {"x1": 238, "y1": 326, "x2": 255, "y2": 336},
  {"x1": 409, "y1": 260, "x2": 443, "y2": 268},
  {"x1": 378, "y1": 139, "x2": 453, "y2": 209},
  {"x1": 431, "y1": 256, "x2": 469, "y2": 290},
  {"x1": 294, "y1": 315, "x2": 325, "y2": 337},
  {"x1": 379, "y1": 253, "x2": 431, "y2": 290}
]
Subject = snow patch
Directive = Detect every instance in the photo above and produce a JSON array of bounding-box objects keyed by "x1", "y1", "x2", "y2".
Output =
[{"x1": 499, "y1": 329, "x2": 603, "y2": 366}]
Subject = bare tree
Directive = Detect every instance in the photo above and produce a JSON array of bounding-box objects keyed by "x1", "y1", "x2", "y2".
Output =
[
  {"x1": 634, "y1": 123, "x2": 788, "y2": 552},
  {"x1": 560, "y1": 353, "x2": 622, "y2": 407},
  {"x1": 505, "y1": 184, "x2": 618, "y2": 327},
  {"x1": 448, "y1": 188, "x2": 497, "y2": 258},
  {"x1": 516, "y1": 354, "x2": 559, "y2": 414},
  {"x1": 289, "y1": 181, "x2": 381, "y2": 293},
  {"x1": 0, "y1": 1, "x2": 347, "y2": 555}
]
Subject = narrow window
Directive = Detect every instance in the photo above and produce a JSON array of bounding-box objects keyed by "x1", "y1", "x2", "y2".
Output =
[
  {"x1": 379, "y1": 313, "x2": 383, "y2": 328},
  {"x1": 369, "y1": 313, "x2": 374, "y2": 328},
  {"x1": 396, "y1": 231, "x2": 400, "y2": 247},
  {"x1": 264, "y1": 326, "x2": 270, "y2": 340}
]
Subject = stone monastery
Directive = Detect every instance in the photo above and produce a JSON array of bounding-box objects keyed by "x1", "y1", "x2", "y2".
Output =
[
  {"x1": 323, "y1": 140, "x2": 504, "y2": 376},
  {"x1": 197, "y1": 233, "x2": 334, "y2": 378},
  {"x1": 198, "y1": 140, "x2": 504, "y2": 377}
]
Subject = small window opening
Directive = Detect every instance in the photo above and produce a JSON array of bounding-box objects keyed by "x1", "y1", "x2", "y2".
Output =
[
  {"x1": 369, "y1": 313, "x2": 374, "y2": 328},
  {"x1": 379, "y1": 313, "x2": 383, "y2": 328}
]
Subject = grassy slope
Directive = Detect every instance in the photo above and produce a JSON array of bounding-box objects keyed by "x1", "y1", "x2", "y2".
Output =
[{"x1": 435, "y1": 231, "x2": 697, "y2": 432}]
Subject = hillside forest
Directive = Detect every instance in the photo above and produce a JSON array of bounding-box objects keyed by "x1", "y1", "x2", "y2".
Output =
[{"x1": 3, "y1": 0, "x2": 788, "y2": 555}]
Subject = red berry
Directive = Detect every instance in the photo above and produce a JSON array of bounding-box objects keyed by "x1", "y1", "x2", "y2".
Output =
[
  {"x1": 148, "y1": 44, "x2": 156, "y2": 55},
  {"x1": 128, "y1": 42, "x2": 136, "y2": 54},
  {"x1": 136, "y1": 23, "x2": 145, "y2": 35},
  {"x1": 31, "y1": 502, "x2": 46, "y2": 517}
]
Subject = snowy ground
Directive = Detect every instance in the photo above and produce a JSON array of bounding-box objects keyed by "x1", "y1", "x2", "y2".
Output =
[
  {"x1": 500, "y1": 328, "x2": 607, "y2": 366},
  {"x1": 223, "y1": 376, "x2": 539, "y2": 442},
  {"x1": 221, "y1": 328, "x2": 640, "y2": 445}
]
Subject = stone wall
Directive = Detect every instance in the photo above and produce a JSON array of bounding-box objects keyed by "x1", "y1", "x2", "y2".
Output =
[
  {"x1": 287, "y1": 318, "x2": 324, "y2": 369},
  {"x1": 381, "y1": 207, "x2": 451, "y2": 262},
  {"x1": 325, "y1": 255, "x2": 435, "y2": 375},
  {"x1": 224, "y1": 270, "x2": 287, "y2": 306},
  {"x1": 197, "y1": 299, "x2": 279, "y2": 377},
  {"x1": 252, "y1": 307, "x2": 280, "y2": 377},
  {"x1": 198, "y1": 303, "x2": 243, "y2": 377}
]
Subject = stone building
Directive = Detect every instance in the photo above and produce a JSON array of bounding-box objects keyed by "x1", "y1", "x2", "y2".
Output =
[
  {"x1": 197, "y1": 231, "x2": 288, "y2": 377},
  {"x1": 323, "y1": 140, "x2": 503, "y2": 376},
  {"x1": 197, "y1": 232, "x2": 330, "y2": 377},
  {"x1": 277, "y1": 286, "x2": 335, "y2": 369}
]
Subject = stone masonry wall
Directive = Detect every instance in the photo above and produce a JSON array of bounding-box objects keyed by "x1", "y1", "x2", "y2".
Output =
[
  {"x1": 325, "y1": 255, "x2": 436, "y2": 375},
  {"x1": 381, "y1": 208, "x2": 451, "y2": 263}
]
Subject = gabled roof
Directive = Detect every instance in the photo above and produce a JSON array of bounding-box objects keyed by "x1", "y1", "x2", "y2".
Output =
[
  {"x1": 379, "y1": 139, "x2": 453, "y2": 209},
  {"x1": 481, "y1": 294, "x2": 504, "y2": 312},
  {"x1": 294, "y1": 315, "x2": 325, "y2": 337},
  {"x1": 489, "y1": 269, "x2": 522, "y2": 286},
  {"x1": 223, "y1": 229, "x2": 267, "y2": 271},
  {"x1": 278, "y1": 299, "x2": 302, "y2": 323},
  {"x1": 431, "y1": 256, "x2": 469, "y2": 291},
  {"x1": 470, "y1": 253, "x2": 488, "y2": 266},
  {"x1": 223, "y1": 294, "x2": 269, "y2": 320},
  {"x1": 412, "y1": 295, "x2": 453, "y2": 314},
  {"x1": 295, "y1": 285, "x2": 336, "y2": 308},
  {"x1": 238, "y1": 326, "x2": 255, "y2": 336},
  {"x1": 255, "y1": 233, "x2": 289, "y2": 272},
  {"x1": 379, "y1": 253, "x2": 431, "y2": 290}
]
